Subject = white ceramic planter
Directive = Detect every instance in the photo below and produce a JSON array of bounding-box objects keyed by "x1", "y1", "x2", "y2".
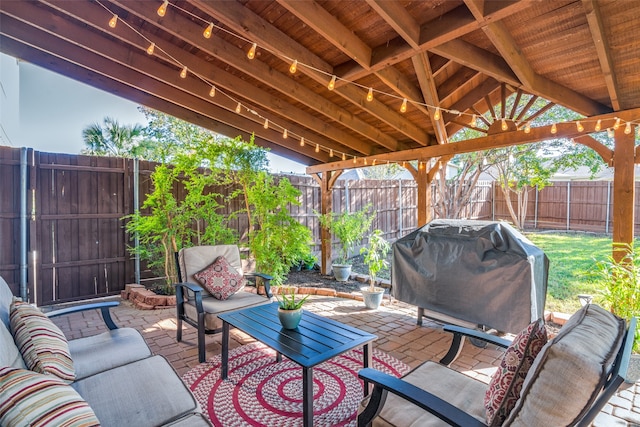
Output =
[
  {"x1": 332, "y1": 264, "x2": 352, "y2": 282},
  {"x1": 361, "y1": 286, "x2": 385, "y2": 309}
]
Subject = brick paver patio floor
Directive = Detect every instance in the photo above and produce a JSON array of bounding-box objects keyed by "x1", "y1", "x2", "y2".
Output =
[{"x1": 51, "y1": 295, "x2": 639, "y2": 426}]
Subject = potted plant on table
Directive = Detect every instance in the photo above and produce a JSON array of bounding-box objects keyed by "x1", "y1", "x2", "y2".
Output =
[
  {"x1": 360, "y1": 229, "x2": 391, "y2": 309},
  {"x1": 275, "y1": 288, "x2": 310, "y2": 329},
  {"x1": 317, "y1": 205, "x2": 375, "y2": 281}
]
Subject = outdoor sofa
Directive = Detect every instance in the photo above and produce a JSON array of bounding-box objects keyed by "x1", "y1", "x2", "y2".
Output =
[{"x1": 0, "y1": 275, "x2": 210, "y2": 426}]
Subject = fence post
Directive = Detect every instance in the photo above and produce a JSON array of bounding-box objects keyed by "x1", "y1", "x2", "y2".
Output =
[
  {"x1": 492, "y1": 181, "x2": 495, "y2": 221},
  {"x1": 566, "y1": 181, "x2": 571, "y2": 231},
  {"x1": 20, "y1": 147, "x2": 28, "y2": 301},
  {"x1": 534, "y1": 185, "x2": 539, "y2": 229},
  {"x1": 606, "y1": 181, "x2": 611, "y2": 234},
  {"x1": 345, "y1": 180, "x2": 350, "y2": 212},
  {"x1": 398, "y1": 179, "x2": 403, "y2": 237}
]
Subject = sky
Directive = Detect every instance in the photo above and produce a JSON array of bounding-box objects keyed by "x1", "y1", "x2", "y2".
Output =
[{"x1": 0, "y1": 53, "x2": 307, "y2": 174}]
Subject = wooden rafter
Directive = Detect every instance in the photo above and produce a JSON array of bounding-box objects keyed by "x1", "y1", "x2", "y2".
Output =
[{"x1": 412, "y1": 53, "x2": 448, "y2": 144}]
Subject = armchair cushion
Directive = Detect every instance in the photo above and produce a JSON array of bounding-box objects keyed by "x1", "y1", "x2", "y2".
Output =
[
  {"x1": 10, "y1": 301, "x2": 75, "y2": 382},
  {"x1": 484, "y1": 318, "x2": 547, "y2": 426},
  {"x1": 505, "y1": 304, "x2": 625, "y2": 426},
  {"x1": 194, "y1": 256, "x2": 245, "y2": 300},
  {"x1": 0, "y1": 367, "x2": 100, "y2": 427}
]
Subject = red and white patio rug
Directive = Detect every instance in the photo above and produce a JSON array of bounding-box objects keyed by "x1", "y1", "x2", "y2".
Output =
[{"x1": 182, "y1": 342, "x2": 410, "y2": 427}]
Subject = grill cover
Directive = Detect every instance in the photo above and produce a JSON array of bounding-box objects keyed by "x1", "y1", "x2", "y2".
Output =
[{"x1": 391, "y1": 219, "x2": 548, "y2": 333}]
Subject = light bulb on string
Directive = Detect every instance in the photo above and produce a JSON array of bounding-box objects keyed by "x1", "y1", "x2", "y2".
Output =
[
  {"x1": 247, "y1": 43, "x2": 257, "y2": 59},
  {"x1": 327, "y1": 75, "x2": 336, "y2": 91},
  {"x1": 108, "y1": 14, "x2": 118, "y2": 28},
  {"x1": 289, "y1": 60, "x2": 297, "y2": 74},
  {"x1": 550, "y1": 123, "x2": 557, "y2": 134},
  {"x1": 342, "y1": 152, "x2": 346, "y2": 161},
  {"x1": 283, "y1": 129, "x2": 288, "y2": 139},
  {"x1": 607, "y1": 128, "x2": 614, "y2": 138},
  {"x1": 501, "y1": 119, "x2": 508, "y2": 131},
  {"x1": 402, "y1": 161, "x2": 406, "y2": 168},
  {"x1": 433, "y1": 107, "x2": 440, "y2": 121},
  {"x1": 263, "y1": 119, "x2": 269, "y2": 129},
  {"x1": 180, "y1": 66, "x2": 188, "y2": 78},
  {"x1": 576, "y1": 121, "x2": 584, "y2": 132},
  {"x1": 595, "y1": 119, "x2": 602, "y2": 131},
  {"x1": 614, "y1": 117, "x2": 621, "y2": 130},
  {"x1": 315, "y1": 144, "x2": 320, "y2": 153},
  {"x1": 353, "y1": 156, "x2": 357, "y2": 164},
  {"x1": 203, "y1": 23, "x2": 214, "y2": 39},
  {"x1": 372, "y1": 159, "x2": 376, "y2": 166},
  {"x1": 157, "y1": 0, "x2": 168, "y2": 17},
  {"x1": 329, "y1": 149, "x2": 334, "y2": 157},
  {"x1": 146, "y1": 42, "x2": 155, "y2": 55},
  {"x1": 400, "y1": 98, "x2": 407, "y2": 113},
  {"x1": 209, "y1": 86, "x2": 216, "y2": 97},
  {"x1": 364, "y1": 158, "x2": 368, "y2": 165},
  {"x1": 624, "y1": 122, "x2": 632, "y2": 135},
  {"x1": 300, "y1": 137, "x2": 305, "y2": 147},
  {"x1": 524, "y1": 122, "x2": 531, "y2": 133},
  {"x1": 366, "y1": 88, "x2": 373, "y2": 102},
  {"x1": 470, "y1": 114, "x2": 476, "y2": 126},
  {"x1": 235, "y1": 102, "x2": 241, "y2": 113}
]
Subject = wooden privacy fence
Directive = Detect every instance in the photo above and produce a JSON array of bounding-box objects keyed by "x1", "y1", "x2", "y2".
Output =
[{"x1": 0, "y1": 146, "x2": 637, "y2": 305}]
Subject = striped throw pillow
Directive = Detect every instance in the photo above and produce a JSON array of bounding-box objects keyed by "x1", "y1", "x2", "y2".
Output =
[
  {"x1": 10, "y1": 301, "x2": 75, "y2": 382},
  {"x1": 0, "y1": 366, "x2": 100, "y2": 426}
]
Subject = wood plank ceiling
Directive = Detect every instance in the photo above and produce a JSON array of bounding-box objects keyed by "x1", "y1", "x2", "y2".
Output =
[{"x1": 1, "y1": 0, "x2": 639, "y2": 169}]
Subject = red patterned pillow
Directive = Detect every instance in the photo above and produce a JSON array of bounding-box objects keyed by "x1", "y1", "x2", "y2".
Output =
[
  {"x1": 193, "y1": 256, "x2": 245, "y2": 300},
  {"x1": 484, "y1": 318, "x2": 547, "y2": 426}
]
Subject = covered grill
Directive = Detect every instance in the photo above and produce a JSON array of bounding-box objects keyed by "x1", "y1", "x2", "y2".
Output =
[{"x1": 391, "y1": 220, "x2": 548, "y2": 334}]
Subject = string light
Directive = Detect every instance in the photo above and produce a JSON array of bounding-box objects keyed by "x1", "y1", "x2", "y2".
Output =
[
  {"x1": 576, "y1": 121, "x2": 584, "y2": 132},
  {"x1": 372, "y1": 159, "x2": 376, "y2": 166},
  {"x1": 263, "y1": 119, "x2": 269, "y2": 129},
  {"x1": 203, "y1": 22, "x2": 214, "y2": 38},
  {"x1": 607, "y1": 128, "x2": 614, "y2": 138},
  {"x1": 501, "y1": 119, "x2": 508, "y2": 131},
  {"x1": 315, "y1": 143, "x2": 320, "y2": 153},
  {"x1": 328, "y1": 75, "x2": 336, "y2": 91},
  {"x1": 157, "y1": 0, "x2": 168, "y2": 17},
  {"x1": 299, "y1": 137, "x2": 305, "y2": 147},
  {"x1": 235, "y1": 102, "x2": 241, "y2": 113},
  {"x1": 400, "y1": 98, "x2": 407, "y2": 113},
  {"x1": 283, "y1": 129, "x2": 288, "y2": 139},
  {"x1": 208, "y1": 86, "x2": 216, "y2": 97},
  {"x1": 550, "y1": 123, "x2": 557, "y2": 134},
  {"x1": 342, "y1": 152, "x2": 346, "y2": 161},
  {"x1": 470, "y1": 114, "x2": 476, "y2": 126},
  {"x1": 524, "y1": 122, "x2": 531, "y2": 133},
  {"x1": 419, "y1": 161, "x2": 424, "y2": 170},
  {"x1": 595, "y1": 119, "x2": 602, "y2": 131},
  {"x1": 180, "y1": 66, "x2": 188, "y2": 78},
  {"x1": 614, "y1": 117, "x2": 621, "y2": 130},
  {"x1": 289, "y1": 60, "x2": 297, "y2": 74},
  {"x1": 364, "y1": 158, "x2": 368, "y2": 165},
  {"x1": 433, "y1": 107, "x2": 440, "y2": 121},
  {"x1": 624, "y1": 122, "x2": 632, "y2": 135},
  {"x1": 329, "y1": 149, "x2": 334, "y2": 157},
  {"x1": 366, "y1": 88, "x2": 373, "y2": 102},
  {"x1": 108, "y1": 14, "x2": 118, "y2": 28},
  {"x1": 353, "y1": 156, "x2": 357, "y2": 164},
  {"x1": 146, "y1": 42, "x2": 155, "y2": 55},
  {"x1": 247, "y1": 43, "x2": 257, "y2": 59},
  {"x1": 402, "y1": 161, "x2": 406, "y2": 167}
]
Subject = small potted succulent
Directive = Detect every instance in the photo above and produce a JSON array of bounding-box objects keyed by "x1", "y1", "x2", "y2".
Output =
[
  {"x1": 275, "y1": 288, "x2": 310, "y2": 329},
  {"x1": 360, "y1": 229, "x2": 391, "y2": 309}
]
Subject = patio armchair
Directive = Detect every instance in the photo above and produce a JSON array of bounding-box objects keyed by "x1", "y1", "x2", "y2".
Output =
[
  {"x1": 175, "y1": 245, "x2": 273, "y2": 363},
  {"x1": 358, "y1": 304, "x2": 636, "y2": 426}
]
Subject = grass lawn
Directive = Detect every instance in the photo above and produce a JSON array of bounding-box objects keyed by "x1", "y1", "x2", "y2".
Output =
[{"x1": 526, "y1": 232, "x2": 615, "y2": 315}]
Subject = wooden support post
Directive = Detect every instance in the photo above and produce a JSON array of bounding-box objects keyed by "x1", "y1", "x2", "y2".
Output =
[
  {"x1": 319, "y1": 172, "x2": 333, "y2": 275},
  {"x1": 612, "y1": 128, "x2": 635, "y2": 262},
  {"x1": 416, "y1": 163, "x2": 431, "y2": 227}
]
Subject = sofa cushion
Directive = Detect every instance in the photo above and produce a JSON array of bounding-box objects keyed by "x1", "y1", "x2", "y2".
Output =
[
  {"x1": 371, "y1": 361, "x2": 487, "y2": 427},
  {"x1": 0, "y1": 366, "x2": 100, "y2": 427},
  {"x1": 184, "y1": 291, "x2": 270, "y2": 331},
  {"x1": 10, "y1": 301, "x2": 75, "y2": 382},
  {"x1": 485, "y1": 318, "x2": 547, "y2": 425},
  {"x1": 505, "y1": 304, "x2": 625, "y2": 426},
  {"x1": 69, "y1": 328, "x2": 152, "y2": 380},
  {"x1": 194, "y1": 256, "x2": 245, "y2": 300},
  {"x1": 72, "y1": 355, "x2": 198, "y2": 427},
  {"x1": 0, "y1": 275, "x2": 15, "y2": 329},
  {"x1": 0, "y1": 320, "x2": 26, "y2": 369}
]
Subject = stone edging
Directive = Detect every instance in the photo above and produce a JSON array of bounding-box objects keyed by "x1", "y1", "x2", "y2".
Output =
[{"x1": 121, "y1": 284, "x2": 176, "y2": 310}]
